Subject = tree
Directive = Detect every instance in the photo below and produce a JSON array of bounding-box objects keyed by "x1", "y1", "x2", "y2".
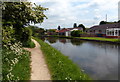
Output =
[
  {"x1": 118, "y1": 20, "x2": 120, "y2": 23},
  {"x1": 3, "y1": 2, "x2": 48, "y2": 27},
  {"x1": 99, "y1": 21, "x2": 107, "y2": 25},
  {"x1": 28, "y1": 26, "x2": 45, "y2": 36},
  {"x1": 71, "y1": 30, "x2": 83, "y2": 37},
  {"x1": 73, "y1": 23, "x2": 77, "y2": 28},
  {"x1": 78, "y1": 24, "x2": 86, "y2": 31},
  {"x1": 2, "y1": 2, "x2": 48, "y2": 41},
  {"x1": 58, "y1": 26, "x2": 61, "y2": 30}
]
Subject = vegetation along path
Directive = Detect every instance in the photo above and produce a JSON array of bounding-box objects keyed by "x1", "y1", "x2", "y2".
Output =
[{"x1": 24, "y1": 39, "x2": 51, "y2": 80}]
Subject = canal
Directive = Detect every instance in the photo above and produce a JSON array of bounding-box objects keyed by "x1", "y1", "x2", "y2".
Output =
[{"x1": 42, "y1": 37, "x2": 119, "y2": 80}]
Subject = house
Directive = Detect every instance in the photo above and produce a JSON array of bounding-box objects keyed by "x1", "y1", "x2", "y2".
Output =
[
  {"x1": 59, "y1": 27, "x2": 83, "y2": 36},
  {"x1": 86, "y1": 23, "x2": 120, "y2": 38}
]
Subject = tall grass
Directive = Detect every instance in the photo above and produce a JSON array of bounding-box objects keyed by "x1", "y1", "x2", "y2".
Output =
[{"x1": 33, "y1": 37, "x2": 91, "y2": 80}]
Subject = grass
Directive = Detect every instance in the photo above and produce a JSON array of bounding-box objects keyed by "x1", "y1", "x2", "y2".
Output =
[
  {"x1": 2, "y1": 48, "x2": 31, "y2": 80},
  {"x1": 47, "y1": 35, "x2": 120, "y2": 43},
  {"x1": 33, "y1": 37, "x2": 91, "y2": 80},
  {"x1": 79, "y1": 37, "x2": 119, "y2": 42}
]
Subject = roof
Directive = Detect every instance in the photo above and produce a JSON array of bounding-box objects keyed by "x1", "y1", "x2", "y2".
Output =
[
  {"x1": 59, "y1": 28, "x2": 70, "y2": 33},
  {"x1": 59, "y1": 27, "x2": 83, "y2": 33},
  {"x1": 88, "y1": 23, "x2": 120, "y2": 30}
]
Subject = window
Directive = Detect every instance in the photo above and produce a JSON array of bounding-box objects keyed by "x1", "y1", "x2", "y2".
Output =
[
  {"x1": 115, "y1": 30, "x2": 118, "y2": 36},
  {"x1": 99, "y1": 30, "x2": 102, "y2": 33},
  {"x1": 107, "y1": 30, "x2": 109, "y2": 35},
  {"x1": 109, "y1": 31, "x2": 112, "y2": 35},
  {"x1": 90, "y1": 30, "x2": 92, "y2": 32},
  {"x1": 112, "y1": 31, "x2": 114, "y2": 36},
  {"x1": 119, "y1": 30, "x2": 120, "y2": 36}
]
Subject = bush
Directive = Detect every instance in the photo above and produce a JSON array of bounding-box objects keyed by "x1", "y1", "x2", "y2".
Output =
[
  {"x1": 2, "y1": 42, "x2": 31, "y2": 80},
  {"x1": 23, "y1": 40, "x2": 35, "y2": 48},
  {"x1": 21, "y1": 27, "x2": 32, "y2": 42},
  {"x1": 21, "y1": 27, "x2": 35, "y2": 48},
  {"x1": 71, "y1": 30, "x2": 83, "y2": 37}
]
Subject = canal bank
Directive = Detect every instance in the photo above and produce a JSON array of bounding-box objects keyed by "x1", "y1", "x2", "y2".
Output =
[
  {"x1": 44, "y1": 37, "x2": 118, "y2": 80},
  {"x1": 43, "y1": 35, "x2": 120, "y2": 44},
  {"x1": 33, "y1": 37, "x2": 91, "y2": 80}
]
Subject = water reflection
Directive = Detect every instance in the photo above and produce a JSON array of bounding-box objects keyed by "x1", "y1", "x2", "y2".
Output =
[
  {"x1": 39, "y1": 37, "x2": 45, "y2": 41},
  {"x1": 71, "y1": 39, "x2": 84, "y2": 46},
  {"x1": 46, "y1": 37, "x2": 58, "y2": 44},
  {"x1": 59, "y1": 38, "x2": 67, "y2": 44},
  {"x1": 44, "y1": 37, "x2": 119, "y2": 80}
]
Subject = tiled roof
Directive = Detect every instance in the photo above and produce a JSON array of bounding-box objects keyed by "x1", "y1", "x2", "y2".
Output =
[
  {"x1": 89, "y1": 23, "x2": 120, "y2": 30},
  {"x1": 59, "y1": 27, "x2": 83, "y2": 33},
  {"x1": 59, "y1": 29, "x2": 70, "y2": 33}
]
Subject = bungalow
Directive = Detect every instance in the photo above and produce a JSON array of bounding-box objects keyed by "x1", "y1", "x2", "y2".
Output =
[
  {"x1": 59, "y1": 27, "x2": 83, "y2": 36},
  {"x1": 86, "y1": 23, "x2": 120, "y2": 38}
]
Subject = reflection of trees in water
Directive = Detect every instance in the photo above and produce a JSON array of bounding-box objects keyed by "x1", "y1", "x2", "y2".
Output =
[
  {"x1": 46, "y1": 37, "x2": 58, "y2": 44},
  {"x1": 59, "y1": 38, "x2": 66, "y2": 44},
  {"x1": 71, "y1": 39, "x2": 84, "y2": 46},
  {"x1": 39, "y1": 37, "x2": 45, "y2": 41}
]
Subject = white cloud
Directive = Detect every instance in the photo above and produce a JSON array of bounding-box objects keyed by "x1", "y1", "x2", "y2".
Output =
[{"x1": 30, "y1": 0, "x2": 119, "y2": 29}]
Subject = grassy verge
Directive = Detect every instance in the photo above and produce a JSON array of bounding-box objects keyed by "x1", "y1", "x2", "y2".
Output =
[
  {"x1": 79, "y1": 37, "x2": 119, "y2": 42},
  {"x1": 33, "y1": 37, "x2": 91, "y2": 80},
  {"x1": 2, "y1": 48, "x2": 31, "y2": 80},
  {"x1": 46, "y1": 35, "x2": 120, "y2": 43}
]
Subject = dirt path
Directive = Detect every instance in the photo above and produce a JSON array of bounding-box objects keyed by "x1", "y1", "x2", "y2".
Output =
[{"x1": 24, "y1": 39, "x2": 51, "y2": 80}]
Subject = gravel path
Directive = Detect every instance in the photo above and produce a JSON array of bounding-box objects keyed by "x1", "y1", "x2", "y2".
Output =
[{"x1": 24, "y1": 39, "x2": 51, "y2": 80}]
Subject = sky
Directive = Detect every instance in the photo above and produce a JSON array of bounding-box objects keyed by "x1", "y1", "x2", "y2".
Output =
[{"x1": 30, "y1": 0, "x2": 119, "y2": 29}]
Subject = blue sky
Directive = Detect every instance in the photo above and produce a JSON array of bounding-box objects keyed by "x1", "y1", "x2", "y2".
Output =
[{"x1": 30, "y1": 0, "x2": 119, "y2": 29}]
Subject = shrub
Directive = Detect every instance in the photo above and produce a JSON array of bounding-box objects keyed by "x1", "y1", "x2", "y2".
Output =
[
  {"x1": 22, "y1": 40, "x2": 35, "y2": 48},
  {"x1": 2, "y1": 41, "x2": 31, "y2": 80},
  {"x1": 21, "y1": 27, "x2": 35, "y2": 48},
  {"x1": 21, "y1": 27, "x2": 32, "y2": 42},
  {"x1": 71, "y1": 30, "x2": 83, "y2": 37}
]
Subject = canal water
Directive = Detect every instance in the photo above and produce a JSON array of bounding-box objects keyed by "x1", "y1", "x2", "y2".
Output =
[{"x1": 42, "y1": 37, "x2": 119, "y2": 80}]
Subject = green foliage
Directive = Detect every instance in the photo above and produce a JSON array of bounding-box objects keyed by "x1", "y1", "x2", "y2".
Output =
[
  {"x1": 73, "y1": 23, "x2": 77, "y2": 28},
  {"x1": 3, "y1": 2, "x2": 48, "y2": 27},
  {"x1": 21, "y1": 27, "x2": 35, "y2": 48},
  {"x1": 99, "y1": 21, "x2": 107, "y2": 25},
  {"x1": 118, "y1": 20, "x2": 120, "y2": 23},
  {"x1": 21, "y1": 27, "x2": 32, "y2": 42},
  {"x1": 99, "y1": 21, "x2": 118, "y2": 25},
  {"x1": 48, "y1": 29, "x2": 56, "y2": 32},
  {"x1": 28, "y1": 25, "x2": 45, "y2": 37},
  {"x1": 58, "y1": 26, "x2": 61, "y2": 30},
  {"x1": 2, "y1": 2, "x2": 47, "y2": 46},
  {"x1": 2, "y1": 42, "x2": 31, "y2": 80},
  {"x1": 23, "y1": 40, "x2": 35, "y2": 48},
  {"x1": 33, "y1": 37, "x2": 91, "y2": 80},
  {"x1": 80, "y1": 37, "x2": 119, "y2": 42},
  {"x1": 71, "y1": 30, "x2": 83, "y2": 37},
  {"x1": 78, "y1": 24, "x2": 86, "y2": 31},
  {"x1": 2, "y1": 26, "x2": 16, "y2": 45}
]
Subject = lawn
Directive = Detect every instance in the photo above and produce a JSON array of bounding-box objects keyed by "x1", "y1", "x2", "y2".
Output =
[{"x1": 79, "y1": 37, "x2": 119, "y2": 42}]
